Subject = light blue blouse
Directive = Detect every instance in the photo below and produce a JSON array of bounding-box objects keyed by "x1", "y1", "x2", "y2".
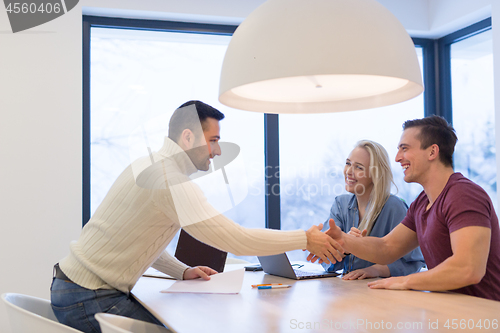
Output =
[{"x1": 322, "y1": 194, "x2": 425, "y2": 276}]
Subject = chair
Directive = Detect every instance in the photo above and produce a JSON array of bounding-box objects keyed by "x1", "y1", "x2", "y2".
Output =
[
  {"x1": 95, "y1": 313, "x2": 173, "y2": 333},
  {"x1": 1, "y1": 293, "x2": 82, "y2": 333}
]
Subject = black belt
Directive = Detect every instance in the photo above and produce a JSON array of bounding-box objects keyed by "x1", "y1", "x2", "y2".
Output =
[{"x1": 54, "y1": 263, "x2": 72, "y2": 282}]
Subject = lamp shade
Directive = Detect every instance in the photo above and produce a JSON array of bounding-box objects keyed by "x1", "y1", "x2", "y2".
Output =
[{"x1": 219, "y1": 0, "x2": 424, "y2": 114}]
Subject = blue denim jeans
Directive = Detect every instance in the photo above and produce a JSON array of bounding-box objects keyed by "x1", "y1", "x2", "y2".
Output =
[{"x1": 50, "y1": 277, "x2": 168, "y2": 333}]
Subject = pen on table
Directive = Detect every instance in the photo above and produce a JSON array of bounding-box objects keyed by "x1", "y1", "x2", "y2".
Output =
[
  {"x1": 257, "y1": 285, "x2": 291, "y2": 290},
  {"x1": 251, "y1": 283, "x2": 283, "y2": 288}
]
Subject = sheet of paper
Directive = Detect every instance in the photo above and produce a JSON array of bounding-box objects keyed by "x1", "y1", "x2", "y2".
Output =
[
  {"x1": 142, "y1": 267, "x2": 175, "y2": 280},
  {"x1": 161, "y1": 268, "x2": 244, "y2": 294}
]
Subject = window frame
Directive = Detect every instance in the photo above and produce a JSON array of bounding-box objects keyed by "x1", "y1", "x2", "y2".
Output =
[
  {"x1": 440, "y1": 18, "x2": 495, "y2": 203},
  {"x1": 436, "y1": 17, "x2": 492, "y2": 125}
]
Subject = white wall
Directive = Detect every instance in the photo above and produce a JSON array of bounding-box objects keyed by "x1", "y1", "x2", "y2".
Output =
[
  {"x1": 428, "y1": 0, "x2": 492, "y2": 37},
  {"x1": 81, "y1": 0, "x2": 266, "y2": 25},
  {"x1": 0, "y1": 1, "x2": 498, "y2": 332},
  {"x1": 0, "y1": 3, "x2": 83, "y2": 333}
]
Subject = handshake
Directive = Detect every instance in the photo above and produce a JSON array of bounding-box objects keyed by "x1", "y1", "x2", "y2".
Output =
[{"x1": 304, "y1": 219, "x2": 366, "y2": 264}]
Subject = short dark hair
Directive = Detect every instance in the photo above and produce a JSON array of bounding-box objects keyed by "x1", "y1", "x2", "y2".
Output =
[
  {"x1": 403, "y1": 115, "x2": 458, "y2": 167},
  {"x1": 168, "y1": 100, "x2": 225, "y2": 142}
]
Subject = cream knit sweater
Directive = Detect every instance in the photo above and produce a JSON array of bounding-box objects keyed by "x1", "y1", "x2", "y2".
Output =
[{"x1": 60, "y1": 138, "x2": 307, "y2": 293}]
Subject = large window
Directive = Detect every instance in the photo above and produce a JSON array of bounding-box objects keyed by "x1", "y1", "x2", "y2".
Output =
[
  {"x1": 89, "y1": 24, "x2": 264, "y2": 258},
  {"x1": 450, "y1": 29, "x2": 496, "y2": 207}
]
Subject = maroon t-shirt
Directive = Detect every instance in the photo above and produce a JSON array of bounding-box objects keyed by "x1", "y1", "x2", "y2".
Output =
[{"x1": 402, "y1": 173, "x2": 500, "y2": 301}]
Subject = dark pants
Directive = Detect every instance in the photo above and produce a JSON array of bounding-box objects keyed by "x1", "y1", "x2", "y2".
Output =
[{"x1": 50, "y1": 277, "x2": 168, "y2": 333}]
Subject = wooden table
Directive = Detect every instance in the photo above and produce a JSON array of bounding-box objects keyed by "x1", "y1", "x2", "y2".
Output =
[{"x1": 132, "y1": 265, "x2": 500, "y2": 332}]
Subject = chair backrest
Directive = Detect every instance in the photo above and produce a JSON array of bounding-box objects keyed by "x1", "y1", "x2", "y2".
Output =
[
  {"x1": 95, "y1": 313, "x2": 172, "y2": 333},
  {"x1": 1, "y1": 293, "x2": 82, "y2": 333}
]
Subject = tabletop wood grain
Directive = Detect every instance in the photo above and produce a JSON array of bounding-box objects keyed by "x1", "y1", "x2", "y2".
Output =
[{"x1": 132, "y1": 265, "x2": 500, "y2": 333}]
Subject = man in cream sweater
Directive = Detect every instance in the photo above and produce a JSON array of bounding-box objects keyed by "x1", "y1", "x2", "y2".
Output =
[{"x1": 51, "y1": 100, "x2": 343, "y2": 333}]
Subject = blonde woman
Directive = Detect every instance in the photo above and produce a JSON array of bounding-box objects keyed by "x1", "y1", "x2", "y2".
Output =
[{"x1": 322, "y1": 140, "x2": 425, "y2": 279}]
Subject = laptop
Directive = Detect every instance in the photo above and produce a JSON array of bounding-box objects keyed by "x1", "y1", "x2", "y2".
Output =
[
  {"x1": 257, "y1": 253, "x2": 339, "y2": 280},
  {"x1": 174, "y1": 229, "x2": 227, "y2": 273}
]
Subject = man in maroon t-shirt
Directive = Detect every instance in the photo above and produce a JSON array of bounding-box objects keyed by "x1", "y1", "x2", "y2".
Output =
[{"x1": 311, "y1": 116, "x2": 500, "y2": 301}]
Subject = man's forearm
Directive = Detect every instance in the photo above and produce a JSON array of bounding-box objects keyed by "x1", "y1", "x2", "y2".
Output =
[
  {"x1": 402, "y1": 257, "x2": 484, "y2": 291},
  {"x1": 323, "y1": 221, "x2": 418, "y2": 266},
  {"x1": 368, "y1": 226, "x2": 490, "y2": 292},
  {"x1": 341, "y1": 233, "x2": 398, "y2": 265}
]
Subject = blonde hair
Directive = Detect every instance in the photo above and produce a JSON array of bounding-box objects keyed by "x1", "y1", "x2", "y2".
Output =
[{"x1": 355, "y1": 140, "x2": 395, "y2": 235}]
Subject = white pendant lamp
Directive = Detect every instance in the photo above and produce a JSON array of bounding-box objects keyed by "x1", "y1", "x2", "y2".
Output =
[{"x1": 219, "y1": 0, "x2": 424, "y2": 114}]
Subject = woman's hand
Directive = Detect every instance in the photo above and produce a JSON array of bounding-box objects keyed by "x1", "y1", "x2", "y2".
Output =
[
  {"x1": 183, "y1": 266, "x2": 218, "y2": 280},
  {"x1": 342, "y1": 264, "x2": 390, "y2": 280},
  {"x1": 348, "y1": 227, "x2": 367, "y2": 237},
  {"x1": 342, "y1": 267, "x2": 378, "y2": 280}
]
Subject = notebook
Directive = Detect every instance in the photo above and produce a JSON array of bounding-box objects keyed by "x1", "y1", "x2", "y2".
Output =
[
  {"x1": 174, "y1": 229, "x2": 228, "y2": 273},
  {"x1": 257, "y1": 253, "x2": 339, "y2": 280}
]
